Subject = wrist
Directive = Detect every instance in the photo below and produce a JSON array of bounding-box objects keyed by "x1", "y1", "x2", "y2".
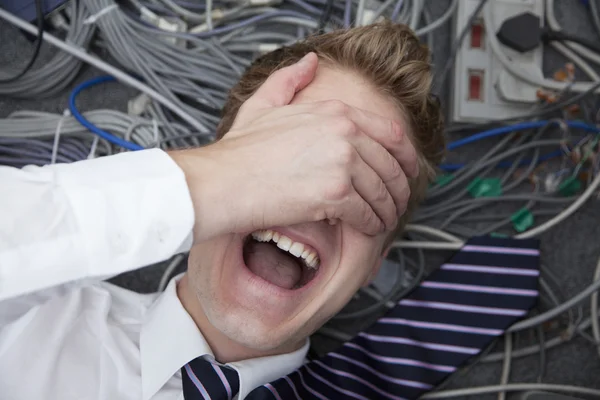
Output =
[{"x1": 168, "y1": 147, "x2": 226, "y2": 243}]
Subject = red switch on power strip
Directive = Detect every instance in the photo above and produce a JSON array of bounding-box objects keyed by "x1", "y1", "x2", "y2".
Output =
[
  {"x1": 470, "y1": 21, "x2": 485, "y2": 49},
  {"x1": 468, "y1": 69, "x2": 484, "y2": 101}
]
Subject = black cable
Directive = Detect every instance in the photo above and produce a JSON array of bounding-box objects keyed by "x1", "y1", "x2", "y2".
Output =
[
  {"x1": 544, "y1": 29, "x2": 600, "y2": 54},
  {"x1": 0, "y1": 0, "x2": 45, "y2": 83},
  {"x1": 317, "y1": 0, "x2": 335, "y2": 33}
]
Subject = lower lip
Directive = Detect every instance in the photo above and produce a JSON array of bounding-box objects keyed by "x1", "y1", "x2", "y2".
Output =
[{"x1": 232, "y1": 238, "x2": 321, "y2": 300}]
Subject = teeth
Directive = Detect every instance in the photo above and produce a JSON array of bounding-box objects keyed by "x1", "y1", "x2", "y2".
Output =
[
  {"x1": 276, "y1": 236, "x2": 292, "y2": 251},
  {"x1": 250, "y1": 230, "x2": 320, "y2": 269},
  {"x1": 289, "y1": 242, "x2": 304, "y2": 257}
]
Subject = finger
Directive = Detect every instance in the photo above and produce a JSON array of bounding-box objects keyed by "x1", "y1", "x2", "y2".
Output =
[
  {"x1": 318, "y1": 101, "x2": 420, "y2": 178},
  {"x1": 350, "y1": 133, "x2": 411, "y2": 218},
  {"x1": 351, "y1": 158, "x2": 398, "y2": 231},
  {"x1": 339, "y1": 190, "x2": 386, "y2": 236},
  {"x1": 239, "y1": 53, "x2": 318, "y2": 115}
]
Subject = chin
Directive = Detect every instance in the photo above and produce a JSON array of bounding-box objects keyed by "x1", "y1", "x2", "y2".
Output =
[{"x1": 209, "y1": 309, "x2": 303, "y2": 352}]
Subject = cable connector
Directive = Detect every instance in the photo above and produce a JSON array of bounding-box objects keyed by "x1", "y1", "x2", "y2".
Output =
[
  {"x1": 258, "y1": 43, "x2": 282, "y2": 54},
  {"x1": 188, "y1": 9, "x2": 226, "y2": 33},
  {"x1": 128, "y1": 93, "x2": 151, "y2": 116},
  {"x1": 496, "y1": 12, "x2": 542, "y2": 53},
  {"x1": 140, "y1": 6, "x2": 187, "y2": 46}
]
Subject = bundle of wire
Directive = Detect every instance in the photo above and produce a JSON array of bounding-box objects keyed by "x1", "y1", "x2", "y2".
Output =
[
  {"x1": 2, "y1": 1, "x2": 600, "y2": 398},
  {"x1": 0, "y1": 1, "x2": 95, "y2": 97}
]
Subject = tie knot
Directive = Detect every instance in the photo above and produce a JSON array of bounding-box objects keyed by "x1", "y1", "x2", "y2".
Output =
[{"x1": 182, "y1": 357, "x2": 240, "y2": 400}]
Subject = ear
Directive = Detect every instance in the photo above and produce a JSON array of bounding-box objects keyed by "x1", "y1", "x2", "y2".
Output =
[{"x1": 361, "y1": 245, "x2": 392, "y2": 287}]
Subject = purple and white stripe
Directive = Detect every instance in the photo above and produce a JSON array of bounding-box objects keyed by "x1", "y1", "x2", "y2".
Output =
[
  {"x1": 420, "y1": 281, "x2": 539, "y2": 296},
  {"x1": 378, "y1": 317, "x2": 503, "y2": 336},
  {"x1": 184, "y1": 364, "x2": 211, "y2": 400},
  {"x1": 441, "y1": 263, "x2": 540, "y2": 276},
  {"x1": 296, "y1": 370, "x2": 330, "y2": 400},
  {"x1": 313, "y1": 360, "x2": 411, "y2": 399},
  {"x1": 327, "y1": 352, "x2": 435, "y2": 390},
  {"x1": 210, "y1": 363, "x2": 232, "y2": 399},
  {"x1": 283, "y1": 375, "x2": 302, "y2": 400},
  {"x1": 358, "y1": 332, "x2": 479, "y2": 354},
  {"x1": 265, "y1": 383, "x2": 282, "y2": 400},
  {"x1": 461, "y1": 245, "x2": 540, "y2": 256},
  {"x1": 305, "y1": 366, "x2": 370, "y2": 400},
  {"x1": 399, "y1": 299, "x2": 527, "y2": 316},
  {"x1": 343, "y1": 342, "x2": 456, "y2": 372}
]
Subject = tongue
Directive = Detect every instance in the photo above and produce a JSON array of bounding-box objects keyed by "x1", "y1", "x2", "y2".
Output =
[{"x1": 245, "y1": 241, "x2": 302, "y2": 289}]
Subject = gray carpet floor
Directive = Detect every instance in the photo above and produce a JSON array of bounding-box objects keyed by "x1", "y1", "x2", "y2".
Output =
[{"x1": 1, "y1": 1, "x2": 600, "y2": 399}]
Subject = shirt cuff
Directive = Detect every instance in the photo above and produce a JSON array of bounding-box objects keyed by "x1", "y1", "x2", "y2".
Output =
[{"x1": 54, "y1": 149, "x2": 195, "y2": 277}]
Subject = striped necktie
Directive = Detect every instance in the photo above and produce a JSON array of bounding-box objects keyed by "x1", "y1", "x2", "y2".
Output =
[{"x1": 182, "y1": 236, "x2": 540, "y2": 400}]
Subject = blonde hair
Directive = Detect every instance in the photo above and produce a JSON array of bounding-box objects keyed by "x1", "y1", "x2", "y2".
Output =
[{"x1": 216, "y1": 21, "x2": 445, "y2": 243}]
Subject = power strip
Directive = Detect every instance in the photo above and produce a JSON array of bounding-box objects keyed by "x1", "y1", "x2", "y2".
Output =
[{"x1": 450, "y1": 0, "x2": 545, "y2": 124}]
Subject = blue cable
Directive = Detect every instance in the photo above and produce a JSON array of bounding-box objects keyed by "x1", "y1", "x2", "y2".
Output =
[
  {"x1": 69, "y1": 76, "x2": 144, "y2": 151},
  {"x1": 441, "y1": 120, "x2": 600, "y2": 171}
]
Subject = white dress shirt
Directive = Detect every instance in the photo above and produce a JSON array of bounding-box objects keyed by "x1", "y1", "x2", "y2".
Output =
[{"x1": 0, "y1": 149, "x2": 308, "y2": 400}]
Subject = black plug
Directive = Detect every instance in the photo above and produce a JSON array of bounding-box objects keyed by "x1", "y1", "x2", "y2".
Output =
[{"x1": 496, "y1": 12, "x2": 542, "y2": 53}]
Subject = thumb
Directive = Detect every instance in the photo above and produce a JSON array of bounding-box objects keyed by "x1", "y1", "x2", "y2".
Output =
[{"x1": 238, "y1": 52, "x2": 318, "y2": 115}]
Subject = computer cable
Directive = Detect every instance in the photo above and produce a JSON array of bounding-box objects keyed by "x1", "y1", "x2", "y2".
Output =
[
  {"x1": 590, "y1": 0, "x2": 600, "y2": 41},
  {"x1": 484, "y1": 3, "x2": 600, "y2": 95},
  {"x1": 0, "y1": 0, "x2": 44, "y2": 83},
  {"x1": 0, "y1": 6, "x2": 206, "y2": 135},
  {"x1": 422, "y1": 383, "x2": 600, "y2": 399}
]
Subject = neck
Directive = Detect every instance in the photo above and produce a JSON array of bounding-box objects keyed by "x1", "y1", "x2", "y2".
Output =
[{"x1": 177, "y1": 274, "x2": 302, "y2": 363}]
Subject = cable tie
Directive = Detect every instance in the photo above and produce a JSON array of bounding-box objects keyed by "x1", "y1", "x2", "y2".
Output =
[
  {"x1": 51, "y1": 110, "x2": 70, "y2": 164},
  {"x1": 83, "y1": 4, "x2": 118, "y2": 25},
  {"x1": 88, "y1": 136, "x2": 100, "y2": 160}
]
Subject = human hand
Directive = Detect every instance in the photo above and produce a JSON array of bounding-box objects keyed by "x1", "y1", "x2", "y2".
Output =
[{"x1": 170, "y1": 53, "x2": 419, "y2": 243}]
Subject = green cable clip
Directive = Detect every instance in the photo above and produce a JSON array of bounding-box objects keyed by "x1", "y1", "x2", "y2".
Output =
[
  {"x1": 511, "y1": 208, "x2": 534, "y2": 233},
  {"x1": 490, "y1": 232, "x2": 509, "y2": 238},
  {"x1": 467, "y1": 177, "x2": 502, "y2": 198},
  {"x1": 558, "y1": 176, "x2": 582, "y2": 196},
  {"x1": 433, "y1": 174, "x2": 453, "y2": 187}
]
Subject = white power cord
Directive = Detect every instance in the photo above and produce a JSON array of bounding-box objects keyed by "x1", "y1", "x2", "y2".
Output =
[{"x1": 484, "y1": 2, "x2": 600, "y2": 94}]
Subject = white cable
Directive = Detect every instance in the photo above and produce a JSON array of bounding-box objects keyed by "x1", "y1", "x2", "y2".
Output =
[
  {"x1": 0, "y1": 8, "x2": 206, "y2": 134},
  {"x1": 515, "y1": 172, "x2": 600, "y2": 239},
  {"x1": 408, "y1": 0, "x2": 423, "y2": 30},
  {"x1": 414, "y1": 0, "x2": 457, "y2": 36},
  {"x1": 498, "y1": 333, "x2": 512, "y2": 400},
  {"x1": 355, "y1": 0, "x2": 366, "y2": 27},
  {"x1": 483, "y1": 3, "x2": 600, "y2": 94},
  {"x1": 592, "y1": 256, "x2": 600, "y2": 357},
  {"x1": 546, "y1": 0, "x2": 600, "y2": 67},
  {"x1": 550, "y1": 41, "x2": 600, "y2": 82},
  {"x1": 404, "y1": 224, "x2": 462, "y2": 242},
  {"x1": 51, "y1": 110, "x2": 69, "y2": 164},
  {"x1": 158, "y1": 254, "x2": 185, "y2": 292},
  {"x1": 422, "y1": 384, "x2": 600, "y2": 399},
  {"x1": 396, "y1": 171, "x2": 600, "y2": 250}
]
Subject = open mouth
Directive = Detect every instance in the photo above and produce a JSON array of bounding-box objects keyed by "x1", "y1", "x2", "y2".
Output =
[{"x1": 242, "y1": 229, "x2": 320, "y2": 290}]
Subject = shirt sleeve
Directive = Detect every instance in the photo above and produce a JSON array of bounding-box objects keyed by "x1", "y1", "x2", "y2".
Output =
[{"x1": 0, "y1": 149, "x2": 194, "y2": 302}]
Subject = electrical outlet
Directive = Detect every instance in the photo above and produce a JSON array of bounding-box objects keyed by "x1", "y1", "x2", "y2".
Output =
[{"x1": 450, "y1": 0, "x2": 544, "y2": 123}]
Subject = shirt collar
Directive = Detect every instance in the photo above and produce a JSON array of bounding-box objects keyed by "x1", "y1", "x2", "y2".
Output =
[
  {"x1": 140, "y1": 274, "x2": 211, "y2": 400},
  {"x1": 140, "y1": 274, "x2": 309, "y2": 400}
]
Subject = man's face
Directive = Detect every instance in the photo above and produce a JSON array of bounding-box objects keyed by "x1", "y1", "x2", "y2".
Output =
[{"x1": 186, "y1": 64, "x2": 405, "y2": 354}]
